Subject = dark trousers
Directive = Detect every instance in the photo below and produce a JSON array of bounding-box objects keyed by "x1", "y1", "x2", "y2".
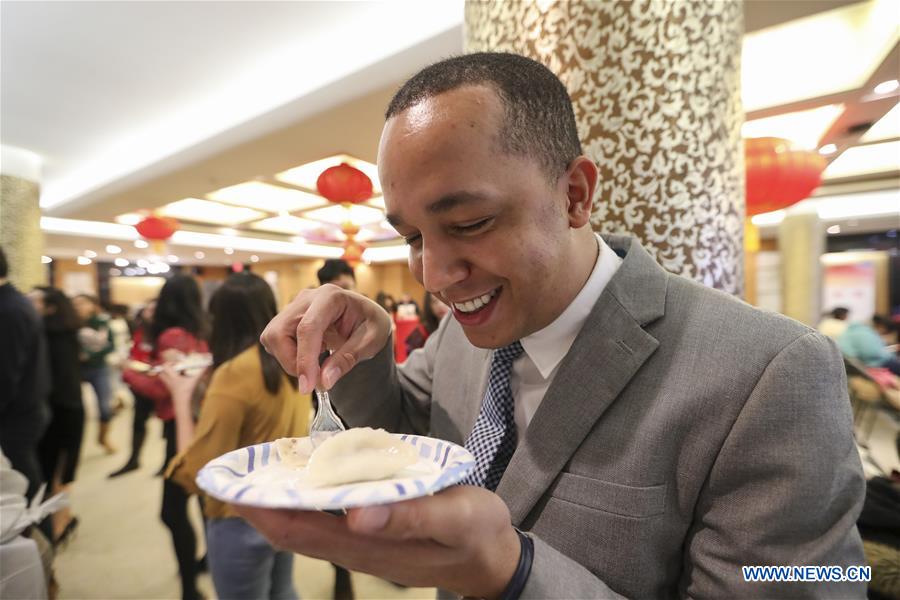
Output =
[
  {"x1": 39, "y1": 404, "x2": 85, "y2": 484},
  {"x1": 161, "y1": 419, "x2": 200, "y2": 600},
  {"x1": 126, "y1": 393, "x2": 154, "y2": 466}
]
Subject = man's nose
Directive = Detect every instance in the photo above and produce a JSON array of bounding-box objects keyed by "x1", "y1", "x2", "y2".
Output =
[{"x1": 418, "y1": 238, "x2": 469, "y2": 293}]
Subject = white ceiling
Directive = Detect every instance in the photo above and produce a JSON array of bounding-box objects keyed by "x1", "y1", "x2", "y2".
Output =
[{"x1": 1, "y1": 0, "x2": 465, "y2": 210}]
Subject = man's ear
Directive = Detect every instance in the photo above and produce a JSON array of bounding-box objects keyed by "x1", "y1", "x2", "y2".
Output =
[{"x1": 563, "y1": 156, "x2": 597, "y2": 228}]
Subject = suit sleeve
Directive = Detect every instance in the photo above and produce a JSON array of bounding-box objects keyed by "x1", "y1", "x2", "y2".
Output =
[
  {"x1": 682, "y1": 331, "x2": 866, "y2": 598},
  {"x1": 330, "y1": 314, "x2": 453, "y2": 435}
]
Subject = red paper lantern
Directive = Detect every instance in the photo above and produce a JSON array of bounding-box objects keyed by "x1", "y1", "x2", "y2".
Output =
[
  {"x1": 316, "y1": 163, "x2": 373, "y2": 204},
  {"x1": 134, "y1": 215, "x2": 178, "y2": 241},
  {"x1": 744, "y1": 137, "x2": 827, "y2": 216}
]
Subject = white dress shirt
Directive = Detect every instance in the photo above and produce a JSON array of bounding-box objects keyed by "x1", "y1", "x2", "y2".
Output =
[{"x1": 511, "y1": 235, "x2": 622, "y2": 443}]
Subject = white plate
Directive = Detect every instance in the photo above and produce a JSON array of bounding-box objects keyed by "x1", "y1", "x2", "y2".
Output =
[{"x1": 196, "y1": 434, "x2": 475, "y2": 511}]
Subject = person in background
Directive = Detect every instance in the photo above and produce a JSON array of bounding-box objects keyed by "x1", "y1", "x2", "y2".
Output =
[
  {"x1": 817, "y1": 306, "x2": 850, "y2": 340},
  {"x1": 31, "y1": 287, "x2": 85, "y2": 545},
  {"x1": 395, "y1": 292, "x2": 420, "y2": 318},
  {"x1": 73, "y1": 294, "x2": 116, "y2": 453},
  {"x1": 873, "y1": 314, "x2": 899, "y2": 348},
  {"x1": 0, "y1": 246, "x2": 50, "y2": 501},
  {"x1": 123, "y1": 276, "x2": 208, "y2": 600},
  {"x1": 421, "y1": 291, "x2": 449, "y2": 337},
  {"x1": 106, "y1": 303, "x2": 133, "y2": 414},
  {"x1": 375, "y1": 291, "x2": 397, "y2": 316},
  {"x1": 838, "y1": 315, "x2": 900, "y2": 376},
  {"x1": 109, "y1": 299, "x2": 157, "y2": 478},
  {"x1": 162, "y1": 273, "x2": 309, "y2": 600},
  {"x1": 316, "y1": 258, "x2": 356, "y2": 291}
]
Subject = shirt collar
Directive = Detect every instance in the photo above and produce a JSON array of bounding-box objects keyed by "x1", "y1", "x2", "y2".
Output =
[{"x1": 520, "y1": 234, "x2": 623, "y2": 379}]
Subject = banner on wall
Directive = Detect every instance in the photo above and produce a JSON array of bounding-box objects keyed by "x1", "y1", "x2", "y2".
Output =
[{"x1": 822, "y1": 261, "x2": 876, "y2": 323}]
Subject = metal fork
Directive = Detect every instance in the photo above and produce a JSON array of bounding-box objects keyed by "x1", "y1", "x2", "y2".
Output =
[{"x1": 310, "y1": 387, "x2": 346, "y2": 447}]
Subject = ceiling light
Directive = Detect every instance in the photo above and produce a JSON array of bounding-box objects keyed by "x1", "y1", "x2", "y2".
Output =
[
  {"x1": 84, "y1": 250, "x2": 97, "y2": 258},
  {"x1": 224, "y1": 247, "x2": 234, "y2": 255},
  {"x1": 304, "y1": 204, "x2": 385, "y2": 226},
  {"x1": 159, "y1": 198, "x2": 265, "y2": 226},
  {"x1": 826, "y1": 224, "x2": 842, "y2": 234},
  {"x1": 742, "y1": 105, "x2": 844, "y2": 150},
  {"x1": 106, "y1": 244, "x2": 122, "y2": 254},
  {"x1": 40, "y1": 217, "x2": 136, "y2": 241},
  {"x1": 250, "y1": 255, "x2": 259, "y2": 263},
  {"x1": 219, "y1": 227, "x2": 238, "y2": 236},
  {"x1": 818, "y1": 144, "x2": 838, "y2": 155},
  {"x1": 167, "y1": 255, "x2": 179, "y2": 263},
  {"x1": 137, "y1": 259, "x2": 150, "y2": 268},
  {"x1": 275, "y1": 155, "x2": 382, "y2": 195},
  {"x1": 194, "y1": 251, "x2": 205, "y2": 260},
  {"x1": 41, "y1": 255, "x2": 52, "y2": 264},
  {"x1": 874, "y1": 79, "x2": 900, "y2": 95},
  {"x1": 860, "y1": 102, "x2": 900, "y2": 143},
  {"x1": 134, "y1": 239, "x2": 149, "y2": 249},
  {"x1": 109, "y1": 268, "x2": 122, "y2": 276},
  {"x1": 208, "y1": 181, "x2": 324, "y2": 212},
  {"x1": 250, "y1": 215, "x2": 323, "y2": 235},
  {"x1": 362, "y1": 244, "x2": 409, "y2": 263},
  {"x1": 77, "y1": 256, "x2": 92, "y2": 265},
  {"x1": 815, "y1": 188, "x2": 900, "y2": 220},
  {"x1": 124, "y1": 268, "x2": 136, "y2": 276},
  {"x1": 751, "y1": 210, "x2": 786, "y2": 226},
  {"x1": 114, "y1": 258, "x2": 129, "y2": 267},
  {"x1": 742, "y1": 0, "x2": 899, "y2": 111},
  {"x1": 824, "y1": 140, "x2": 900, "y2": 179},
  {"x1": 115, "y1": 213, "x2": 143, "y2": 226}
]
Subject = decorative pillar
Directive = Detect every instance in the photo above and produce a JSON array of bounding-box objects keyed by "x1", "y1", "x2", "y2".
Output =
[
  {"x1": 778, "y1": 205, "x2": 824, "y2": 327},
  {"x1": 0, "y1": 146, "x2": 44, "y2": 290},
  {"x1": 465, "y1": 0, "x2": 745, "y2": 294}
]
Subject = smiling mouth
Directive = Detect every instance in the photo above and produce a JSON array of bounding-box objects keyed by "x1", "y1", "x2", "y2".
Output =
[{"x1": 450, "y1": 287, "x2": 500, "y2": 314}]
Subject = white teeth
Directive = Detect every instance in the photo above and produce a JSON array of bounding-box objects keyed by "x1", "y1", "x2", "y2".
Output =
[{"x1": 453, "y1": 289, "x2": 498, "y2": 313}]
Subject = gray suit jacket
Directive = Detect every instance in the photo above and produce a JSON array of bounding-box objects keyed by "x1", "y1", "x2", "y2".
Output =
[{"x1": 333, "y1": 235, "x2": 866, "y2": 599}]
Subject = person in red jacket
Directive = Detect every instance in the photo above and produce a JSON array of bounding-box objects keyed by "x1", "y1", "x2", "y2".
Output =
[{"x1": 123, "y1": 275, "x2": 208, "y2": 600}]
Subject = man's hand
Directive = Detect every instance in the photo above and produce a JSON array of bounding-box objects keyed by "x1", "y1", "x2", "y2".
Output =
[
  {"x1": 233, "y1": 485, "x2": 521, "y2": 598},
  {"x1": 260, "y1": 284, "x2": 392, "y2": 393}
]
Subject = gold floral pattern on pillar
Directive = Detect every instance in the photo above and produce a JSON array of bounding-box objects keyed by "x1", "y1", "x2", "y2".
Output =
[
  {"x1": 466, "y1": 0, "x2": 745, "y2": 293},
  {"x1": 0, "y1": 175, "x2": 44, "y2": 290}
]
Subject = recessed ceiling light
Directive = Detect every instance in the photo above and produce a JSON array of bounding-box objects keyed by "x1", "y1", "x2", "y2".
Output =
[
  {"x1": 137, "y1": 259, "x2": 150, "y2": 268},
  {"x1": 114, "y1": 257, "x2": 129, "y2": 267},
  {"x1": 208, "y1": 181, "x2": 324, "y2": 213},
  {"x1": 824, "y1": 140, "x2": 900, "y2": 179},
  {"x1": 77, "y1": 256, "x2": 92, "y2": 265},
  {"x1": 167, "y1": 255, "x2": 179, "y2": 263},
  {"x1": 742, "y1": 105, "x2": 844, "y2": 151},
  {"x1": 826, "y1": 225, "x2": 841, "y2": 234},
  {"x1": 874, "y1": 79, "x2": 900, "y2": 95},
  {"x1": 194, "y1": 251, "x2": 205, "y2": 260},
  {"x1": 106, "y1": 244, "x2": 122, "y2": 254},
  {"x1": 224, "y1": 247, "x2": 234, "y2": 255},
  {"x1": 134, "y1": 239, "x2": 149, "y2": 249},
  {"x1": 159, "y1": 198, "x2": 265, "y2": 226},
  {"x1": 818, "y1": 144, "x2": 838, "y2": 155},
  {"x1": 109, "y1": 268, "x2": 122, "y2": 276},
  {"x1": 250, "y1": 255, "x2": 259, "y2": 263},
  {"x1": 115, "y1": 213, "x2": 143, "y2": 226},
  {"x1": 84, "y1": 250, "x2": 97, "y2": 258},
  {"x1": 41, "y1": 256, "x2": 52, "y2": 264}
]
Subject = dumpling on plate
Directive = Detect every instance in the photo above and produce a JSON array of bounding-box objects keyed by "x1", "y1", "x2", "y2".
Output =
[
  {"x1": 306, "y1": 427, "x2": 418, "y2": 487},
  {"x1": 273, "y1": 437, "x2": 313, "y2": 468}
]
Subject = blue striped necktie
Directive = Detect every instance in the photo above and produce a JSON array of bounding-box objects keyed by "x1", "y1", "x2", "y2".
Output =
[{"x1": 460, "y1": 341, "x2": 524, "y2": 491}]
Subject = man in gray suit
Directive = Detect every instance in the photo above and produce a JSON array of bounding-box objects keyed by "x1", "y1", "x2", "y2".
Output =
[{"x1": 241, "y1": 53, "x2": 866, "y2": 598}]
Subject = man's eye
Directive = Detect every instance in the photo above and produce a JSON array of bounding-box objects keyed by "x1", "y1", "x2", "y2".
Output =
[
  {"x1": 403, "y1": 234, "x2": 422, "y2": 246},
  {"x1": 453, "y1": 218, "x2": 492, "y2": 234}
]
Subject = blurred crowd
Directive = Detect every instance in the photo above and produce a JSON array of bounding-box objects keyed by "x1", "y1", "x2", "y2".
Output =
[{"x1": 0, "y1": 249, "x2": 443, "y2": 600}]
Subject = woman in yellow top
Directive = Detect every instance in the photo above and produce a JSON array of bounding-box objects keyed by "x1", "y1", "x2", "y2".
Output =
[{"x1": 161, "y1": 272, "x2": 310, "y2": 600}]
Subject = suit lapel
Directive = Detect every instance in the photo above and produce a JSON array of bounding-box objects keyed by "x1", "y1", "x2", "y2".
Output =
[{"x1": 495, "y1": 236, "x2": 668, "y2": 525}]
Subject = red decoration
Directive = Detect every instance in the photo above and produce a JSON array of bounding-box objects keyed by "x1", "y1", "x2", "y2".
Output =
[
  {"x1": 316, "y1": 163, "x2": 373, "y2": 204},
  {"x1": 744, "y1": 137, "x2": 827, "y2": 216},
  {"x1": 135, "y1": 215, "x2": 178, "y2": 240},
  {"x1": 341, "y1": 239, "x2": 366, "y2": 266}
]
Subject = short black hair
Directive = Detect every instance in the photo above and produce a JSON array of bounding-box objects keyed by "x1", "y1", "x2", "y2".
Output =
[
  {"x1": 830, "y1": 307, "x2": 850, "y2": 320},
  {"x1": 386, "y1": 52, "x2": 582, "y2": 178},
  {"x1": 0, "y1": 246, "x2": 7, "y2": 279},
  {"x1": 317, "y1": 259, "x2": 355, "y2": 286}
]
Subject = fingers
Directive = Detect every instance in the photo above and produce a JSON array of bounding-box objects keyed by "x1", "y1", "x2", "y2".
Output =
[
  {"x1": 293, "y1": 290, "x2": 348, "y2": 393},
  {"x1": 346, "y1": 486, "x2": 510, "y2": 548}
]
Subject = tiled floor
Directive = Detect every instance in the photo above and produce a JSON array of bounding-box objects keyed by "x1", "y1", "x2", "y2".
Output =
[{"x1": 53, "y1": 390, "x2": 434, "y2": 600}]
